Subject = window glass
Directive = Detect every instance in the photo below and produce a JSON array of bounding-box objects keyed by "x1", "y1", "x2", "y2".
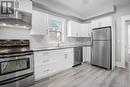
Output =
[
  {"x1": 0, "y1": 58, "x2": 29, "y2": 75},
  {"x1": 48, "y1": 19, "x2": 63, "y2": 43}
]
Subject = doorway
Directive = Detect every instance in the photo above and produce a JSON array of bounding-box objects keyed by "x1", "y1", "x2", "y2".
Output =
[
  {"x1": 121, "y1": 15, "x2": 130, "y2": 68},
  {"x1": 126, "y1": 21, "x2": 130, "y2": 63}
]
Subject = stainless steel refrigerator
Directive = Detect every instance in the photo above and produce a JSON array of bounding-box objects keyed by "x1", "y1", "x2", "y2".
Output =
[{"x1": 91, "y1": 27, "x2": 112, "y2": 70}]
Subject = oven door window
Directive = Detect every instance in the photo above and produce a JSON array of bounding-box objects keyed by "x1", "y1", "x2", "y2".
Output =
[{"x1": 0, "y1": 58, "x2": 30, "y2": 75}]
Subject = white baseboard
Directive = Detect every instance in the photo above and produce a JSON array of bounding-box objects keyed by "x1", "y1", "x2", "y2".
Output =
[{"x1": 116, "y1": 62, "x2": 126, "y2": 68}]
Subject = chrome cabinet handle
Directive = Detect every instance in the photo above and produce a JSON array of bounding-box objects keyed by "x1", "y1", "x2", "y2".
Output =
[{"x1": 43, "y1": 69, "x2": 49, "y2": 72}]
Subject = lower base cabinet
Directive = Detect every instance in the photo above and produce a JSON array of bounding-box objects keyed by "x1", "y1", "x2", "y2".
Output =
[
  {"x1": 83, "y1": 47, "x2": 91, "y2": 63},
  {"x1": 34, "y1": 48, "x2": 74, "y2": 81}
]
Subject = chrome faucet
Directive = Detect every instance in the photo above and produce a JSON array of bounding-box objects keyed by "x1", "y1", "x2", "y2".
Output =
[{"x1": 57, "y1": 32, "x2": 62, "y2": 47}]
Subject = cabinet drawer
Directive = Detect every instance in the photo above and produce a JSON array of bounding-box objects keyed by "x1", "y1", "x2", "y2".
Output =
[
  {"x1": 35, "y1": 58, "x2": 53, "y2": 67},
  {"x1": 35, "y1": 64, "x2": 54, "y2": 80},
  {"x1": 34, "y1": 51, "x2": 54, "y2": 67},
  {"x1": 35, "y1": 66, "x2": 50, "y2": 80}
]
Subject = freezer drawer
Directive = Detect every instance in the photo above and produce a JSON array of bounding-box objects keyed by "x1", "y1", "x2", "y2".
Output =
[
  {"x1": 91, "y1": 41, "x2": 111, "y2": 69},
  {"x1": 92, "y1": 27, "x2": 111, "y2": 40}
]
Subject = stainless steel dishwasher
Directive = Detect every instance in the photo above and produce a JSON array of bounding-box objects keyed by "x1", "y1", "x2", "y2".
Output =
[{"x1": 73, "y1": 47, "x2": 83, "y2": 67}]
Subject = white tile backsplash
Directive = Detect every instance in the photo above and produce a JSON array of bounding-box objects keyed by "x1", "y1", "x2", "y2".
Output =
[{"x1": 0, "y1": 26, "x2": 91, "y2": 49}]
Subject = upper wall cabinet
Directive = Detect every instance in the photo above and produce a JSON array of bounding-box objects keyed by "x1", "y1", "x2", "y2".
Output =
[
  {"x1": 67, "y1": 21, "x2": 91, "y2": 37},
  {"x1": 81, "y1": 23, "x2": 91, "y2": 37},
  {"x1": 17, "y1": 0, "x2": 32, "y2": 13},
  {"x1": 31, "y1": 10, "x2": 48, "y2": 35},
  {"x1": 91, "y1": 16, "x2": 112, "y2": 28},
  {"x1": 67, "y1": 21, "x2": 81, "y2": 37}
]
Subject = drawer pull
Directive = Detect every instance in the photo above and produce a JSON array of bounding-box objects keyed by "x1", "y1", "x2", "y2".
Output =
[
  {"x1": 43, "y1": 60, "x2": 49, "y2": 63},
  {"x1": 43, "y1": 52, "x2": 49, "y2": 55},
  {"x1": 43, "y1": 69, "x2": 49, "y2": 72}
]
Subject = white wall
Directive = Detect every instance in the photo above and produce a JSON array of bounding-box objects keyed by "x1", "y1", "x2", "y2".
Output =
[
  {"x1": 85, "y1": 4, "x2": 130, "y2": 62},
  {"x1": 113, "y1": 4, "x2": 130, "y2": 62}
]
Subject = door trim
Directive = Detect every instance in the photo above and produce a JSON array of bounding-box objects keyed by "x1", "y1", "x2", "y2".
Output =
[{"x1": 120, "y1": 15, "x2": 130, "y2": 68}]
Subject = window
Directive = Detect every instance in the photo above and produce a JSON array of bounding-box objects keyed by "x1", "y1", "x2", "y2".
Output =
[{"x1": 48, "y1": 16, "x2": 65, "y2": 44}]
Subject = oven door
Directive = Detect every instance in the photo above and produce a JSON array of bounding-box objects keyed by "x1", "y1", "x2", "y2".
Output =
[{"x1": 0, "y1": 52, "x2": 34, "y2": 82}]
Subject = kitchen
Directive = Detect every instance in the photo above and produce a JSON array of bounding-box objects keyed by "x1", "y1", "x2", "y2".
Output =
[{"x1": 0, "y1": 0, "x2": 130, "y2": 87}]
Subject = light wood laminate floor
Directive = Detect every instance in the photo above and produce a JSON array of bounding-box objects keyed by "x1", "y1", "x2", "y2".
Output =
[{"x1": 31, "y1": 63, "x2": 130, "y2": 87}]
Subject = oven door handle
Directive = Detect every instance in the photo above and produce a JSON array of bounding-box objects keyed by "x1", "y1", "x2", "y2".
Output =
[
  {"x1": 0, "y1": 53, "x2": 33, "y2": 58},
  {"x1": 0, "y1": 72, "x2": 33, "y2": 85}
]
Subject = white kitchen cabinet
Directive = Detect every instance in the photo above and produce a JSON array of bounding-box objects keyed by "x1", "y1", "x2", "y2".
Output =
[
  {"x1": 17, "y1": 0, "x2": 32, "y2": 13},
  {"x1": 91, "y1": 16, "x2": 112, "y2": 28},
  {"x1": 34, "y1": 51, "x2": 57, "y2": 80},
  {"x1": 34, "y1": 48, "x2": 73, "y2": 81},
  {"x1": 31, "y1": 10, "x2": 48, "y2": 35},
  {"x1": 67, "y1": 21, "x2": 82, "y2": 37},
  {"x1": 51, "y1": 48, "x2": 73, "y2": 71},
  {"x1": 62, "y1": 49, "x2": 74, "y2": 69},
  {"x1": 83, "y1": 47, "x2": 91, "y2": 63},
  {"x1": 34, "y1": 51, "x2": 53, "y2": 80},
  {"x1": 67, "y1": 21, "x2": 92, "y2": 37},
  {"x1": 81, "y1": 23, "x2": 91, "y2": 37}
]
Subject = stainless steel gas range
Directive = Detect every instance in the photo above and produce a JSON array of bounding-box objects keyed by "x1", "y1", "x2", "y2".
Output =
[{"x1": 0, "y1": 40, "x2": 34, "y2": 87}]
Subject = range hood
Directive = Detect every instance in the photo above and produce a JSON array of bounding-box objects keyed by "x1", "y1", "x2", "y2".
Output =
[{"x1": 0, "y1": 10, "x2": 32, "y2": 29}]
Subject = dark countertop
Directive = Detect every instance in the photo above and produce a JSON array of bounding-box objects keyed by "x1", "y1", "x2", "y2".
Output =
[
  {"x1": 32, "y1": 44, "x2": 91, "y2": 52},
  {"x1": 0, "y1": 44, "x2": 91, "y2": 55},
  {"x1": 0, "y1": 50, "x2": 33, "y2": 55}
]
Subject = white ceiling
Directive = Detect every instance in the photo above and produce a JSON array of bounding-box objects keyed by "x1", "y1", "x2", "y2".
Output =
[{"x1": 34, "y1": 0, "x2": 130, "y2": 20}]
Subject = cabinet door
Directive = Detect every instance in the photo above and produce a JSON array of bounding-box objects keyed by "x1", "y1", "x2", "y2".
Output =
[
  {"x1": 17, "y1": 0, "x2": 32, "y2": 13},
  {"x1": 34, "y1": 51, "x2": 52, "y2": 67},
  {"x1": 91, "y1": 16, "x2": 112, "y2": 28},
  {"x1": 67, "y1": 21, "x2": 81, "y2": 37},
  {"x1": 52, "y1": 52, "x2": 65, "y2": 72},
  {"x1": 34, "y1": 51, "x2": 43, "y2": 67},
  {"x1": 34, "y1": 51, "x2": 55, "y2": 80},
  {"x1": 31, "y1": 10, "x2": 48, "y2": 35},
  {"x1": 51, "y1": 49, "x2": 74, "y2": 72},
  {"x1": 86, "y1": 47, "x2": 91, "y2": 63},
  {"x1": 91, "y1": 20, "x2": 100, "y2": 29},
  {"x1": 100, "y1": 17, "x2": 112, "y2": 27},
  {"x1": 81, "y1": 23, "x2": 91, "y2": 37},
  {"x1": 64, "y1": 49, "x2": 74, "y2": 68},
  {"x1": 35, "y1": 64, "x2": 53, "y2": 81},
  {"x1": 83, "y1": 47, "x2": 91, "y2": 63}
]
